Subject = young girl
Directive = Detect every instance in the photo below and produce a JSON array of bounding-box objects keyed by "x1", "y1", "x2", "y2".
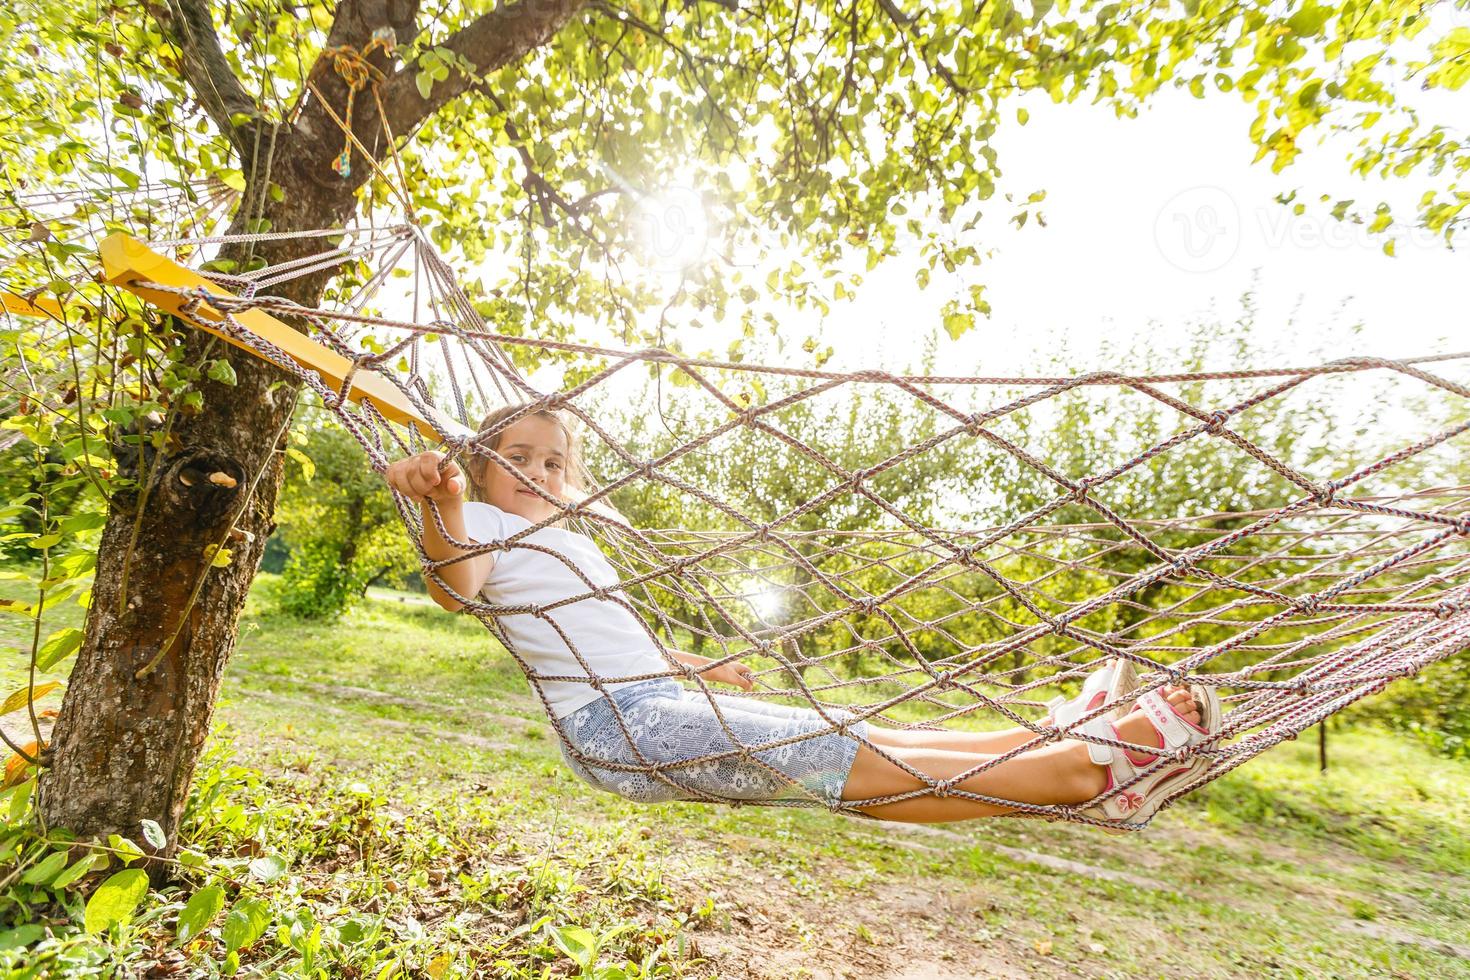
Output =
[{"x1": 385, "y1": 405, "x2": 1224, "y2": 828}]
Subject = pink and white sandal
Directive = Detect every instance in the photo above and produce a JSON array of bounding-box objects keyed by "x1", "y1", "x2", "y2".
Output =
[
  {"x1": 1043, "y1": 658, "x2": 1140, "y2": 730},
  {"x1": 1074, "y1": 682, "x2": 1221, "y2": 833}
]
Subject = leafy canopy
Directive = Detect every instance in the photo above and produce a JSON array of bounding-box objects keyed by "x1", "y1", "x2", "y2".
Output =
[{"x1": 1, "y1": 0, "x2": 1465, "y2": 359}]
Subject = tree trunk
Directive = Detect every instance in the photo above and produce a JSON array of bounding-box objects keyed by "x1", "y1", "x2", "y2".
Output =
[
  {"x1": 39, "y1": 156, "x2": 358, "y2": 878},
  {"x1": 36, "y1": 0, "x2": 587, "y2": 882},
  {"x1": 338, "y1": 495, "x2": 365, "y2": 569}
]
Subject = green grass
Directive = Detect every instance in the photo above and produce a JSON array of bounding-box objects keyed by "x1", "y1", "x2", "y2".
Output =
[{"x1": 3, "y1": 570, "x2": 1470, "y2": 977}]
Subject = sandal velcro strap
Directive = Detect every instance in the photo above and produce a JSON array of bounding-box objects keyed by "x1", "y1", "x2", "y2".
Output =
[
  {"x1": 1079, "y1": 717, "x2": 1117, "y2": 767},
  {"x1": 1046, "y1": 662, "x2": 1118, "y2": 728},
  {"x1": 1138, "y1": 689, "x2": 1197, "y2": 750}
]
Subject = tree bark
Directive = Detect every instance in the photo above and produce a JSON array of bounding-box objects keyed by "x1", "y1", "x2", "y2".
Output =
[
  {"x1": 37, "y1": 0, "x2": 590, "y2": 882},
  {"x1": 39, "y1": 172, "x2": 357, "y2": 878}
]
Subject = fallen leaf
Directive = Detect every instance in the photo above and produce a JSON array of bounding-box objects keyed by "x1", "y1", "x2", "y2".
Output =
[{"x1": 3, "y1": 741, "x2": 42, "y2": 789}]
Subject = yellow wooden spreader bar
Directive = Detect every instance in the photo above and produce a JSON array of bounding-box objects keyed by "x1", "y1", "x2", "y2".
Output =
[
  {"x1": 2, "y1": 290, "x2": 70, "y2": 320},
  {"x1": 98, "y1": 232, "x2": 469, "y2": 441}
]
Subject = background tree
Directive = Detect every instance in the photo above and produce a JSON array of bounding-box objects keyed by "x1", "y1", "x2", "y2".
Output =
[
  {"x1": 0, "y1": 0, "x2": 1464, "y2": 866},
  {"x1": 270, "y1": 403, "x2": 419, "y2": 620},
  {"x1": 580, "y1": 309, "x2": 1462, "y2": 731}
]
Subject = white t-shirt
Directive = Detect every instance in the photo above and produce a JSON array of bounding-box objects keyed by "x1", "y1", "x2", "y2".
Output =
[{"x1": 460, "y1": 501, "x2": 673, "y2": 717}]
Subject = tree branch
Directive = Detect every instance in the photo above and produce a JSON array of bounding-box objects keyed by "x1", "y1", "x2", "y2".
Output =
[
  {"x1": 875, "y1": 0, "x2": 972, "y2": 97},
  {"x1": 163, "y1": 0, "x2": 262, "y2": 155},
  {"x1": 874, "y1": 0, "x2": 915, "y2": 27},
  {"x1": 379, "y1": 0, "x2": 590, "y2": 138}
]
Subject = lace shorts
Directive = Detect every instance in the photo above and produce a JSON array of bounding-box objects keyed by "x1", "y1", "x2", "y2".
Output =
[{"x1": 555, "y1": 678, "x2": 868, "y2": 808}]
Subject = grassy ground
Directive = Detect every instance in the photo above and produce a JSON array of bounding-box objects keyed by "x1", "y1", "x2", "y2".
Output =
[{"x1": 3, "y1": 572, "x2": 1470, "y2": 977}]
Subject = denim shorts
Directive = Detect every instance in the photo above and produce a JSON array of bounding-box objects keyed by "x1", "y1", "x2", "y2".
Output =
[{"x1": 554, "y1": 679, "x2": 868, "y2": 808}]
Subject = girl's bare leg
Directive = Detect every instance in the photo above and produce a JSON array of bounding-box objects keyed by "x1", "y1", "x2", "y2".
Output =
[
  {"x1": 841, "y1": 687, "x2": 1199, "y2": 823},
  {"x1": 864, "y1": 724, "x2": 1048, "y2": 756}
]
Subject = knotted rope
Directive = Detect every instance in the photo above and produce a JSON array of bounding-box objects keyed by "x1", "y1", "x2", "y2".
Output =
[
  {"x1": 106, "y1": 224, "x2": 1470, "y2": 826},
  {"x1": 314, "y1": 28, "x2": 396, "y2": 179}
]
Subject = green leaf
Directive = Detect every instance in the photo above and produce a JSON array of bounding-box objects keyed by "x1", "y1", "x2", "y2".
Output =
[
  {"x1": 222, "y1": 897, "x2": 271, "y2": 952},
  {"x1": 1286, "y1": 2, "x2": 1331, "y2": 37},
  {"x1": 207, "y1": 359, "x2": 238, "y2": 386},
  {"x1": 106, "y1": 834, "x2": 145, "y2": 865},
  {"x1": 84, "y1": 869, "x2": 149, "y2": 935},
  {"x1": 58, "y1": 513, "x2": 106, "y2": 535},
  {"x1": 203, "y1": 544, "x2": 233, "y2": 568},
  {"x1": 548, "y1": 925, "x2": 597, "y2": 970},
  {"x1": 0, "y1": 925, "x2": 45, "y2": 950},
  {"x1": 37, "y1": 628, "x2": 83, "y2": 670},
  {"x1": 177, "y1": 884, "x2": 226, "y2": 942},
  {"x1": 1427, "y1": 27, "x2": 1470, "y2": 91},
  {"x1": 285, "y1": 447, "x2": 315, "y2": 482},
  {"x1": 942, "y1": 311, "x2": 975, "y2": 340},
  {"x1": 52, "y1": 852, "x2": 108, "y2": 890},
  {"x1": 6, "y1": 779, "x2": 34, "y2": 820},
  {"x1": 177, "y1": 849, "x2": 208, "y2": 869},
  {"x1": 51, "y1": 552, "x2": 96, "y2": 579},
  {"x1": 248, "y1": 854, "x2": 287, "y2": 882},
  {"x1": 139, "y1": 819, "x2": 166, "y2": 850},
  {"x1": 21, "y1": 850, "x2": 69, "y2": 886}
]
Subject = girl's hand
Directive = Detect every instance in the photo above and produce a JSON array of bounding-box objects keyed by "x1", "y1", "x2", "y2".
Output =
[
  {"x1": 386, "y1": 451, "x2": 465, "y2": 503},
  {"x1": 703, "y1": 661, "x2": 756, "y2": 691}
]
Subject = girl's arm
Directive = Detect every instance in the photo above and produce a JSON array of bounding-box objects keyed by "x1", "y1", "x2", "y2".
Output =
[
  {"x1": 418, "y1": 496, "x2": 493, "y2": 612},
  {"x1": 385, "y1": 452, "x2": 492, "y2": 613},
  {"x1": 670, "y1": 650, "x2": 755, "y2": 690}
]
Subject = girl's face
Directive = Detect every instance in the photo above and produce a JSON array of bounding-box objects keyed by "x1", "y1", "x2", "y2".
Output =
[{"x1": 478, "y1": 415, "x2": 570, "y2": 522}]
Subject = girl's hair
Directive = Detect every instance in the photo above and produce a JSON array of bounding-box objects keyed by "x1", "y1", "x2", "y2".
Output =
[{"x1": 464, "y1": 403, "x2": 622, "y2": 522}]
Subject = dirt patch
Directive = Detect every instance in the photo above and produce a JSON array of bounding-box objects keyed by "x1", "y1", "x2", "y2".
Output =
[
  {"x1": 0, "y1": 714, "x2": 51, "y2": 756},
  {"x1": 673, "y1": 857, "x2": 1096, "y2": 978},
  {"x1": 871, "y1": 821, "x2": 1171, "y2": 891},
  {"x1": 1343, "y1": 920, "x2": 1470, "y2": 959}
]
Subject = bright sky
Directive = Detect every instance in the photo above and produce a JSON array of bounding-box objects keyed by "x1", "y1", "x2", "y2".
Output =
[
  {"x1": 744, "y1": 90, "x2": 1457, "y2": 381},
  {"x1": 844, "y1": 84, "x2": 1466, "y2": 377},
  {"x1": 502, "y1": 73, "x2": 1467, "y2": 463},
  {"x1": 510, "y1": 82, "x2": 1465, "y2": 412},
  {"x1": 271, "y1": 31, "x2": 1465, "y2": 457}
]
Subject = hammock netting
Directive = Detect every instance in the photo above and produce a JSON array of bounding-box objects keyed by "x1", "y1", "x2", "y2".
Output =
[{"x1": 18, "y1": 219, "x2": 1470, "y2": 828}]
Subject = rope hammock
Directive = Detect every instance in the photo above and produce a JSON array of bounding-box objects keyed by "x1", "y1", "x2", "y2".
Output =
[{"x1": 78, "y1": 220, "x2": 1470, "y2": 828}]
